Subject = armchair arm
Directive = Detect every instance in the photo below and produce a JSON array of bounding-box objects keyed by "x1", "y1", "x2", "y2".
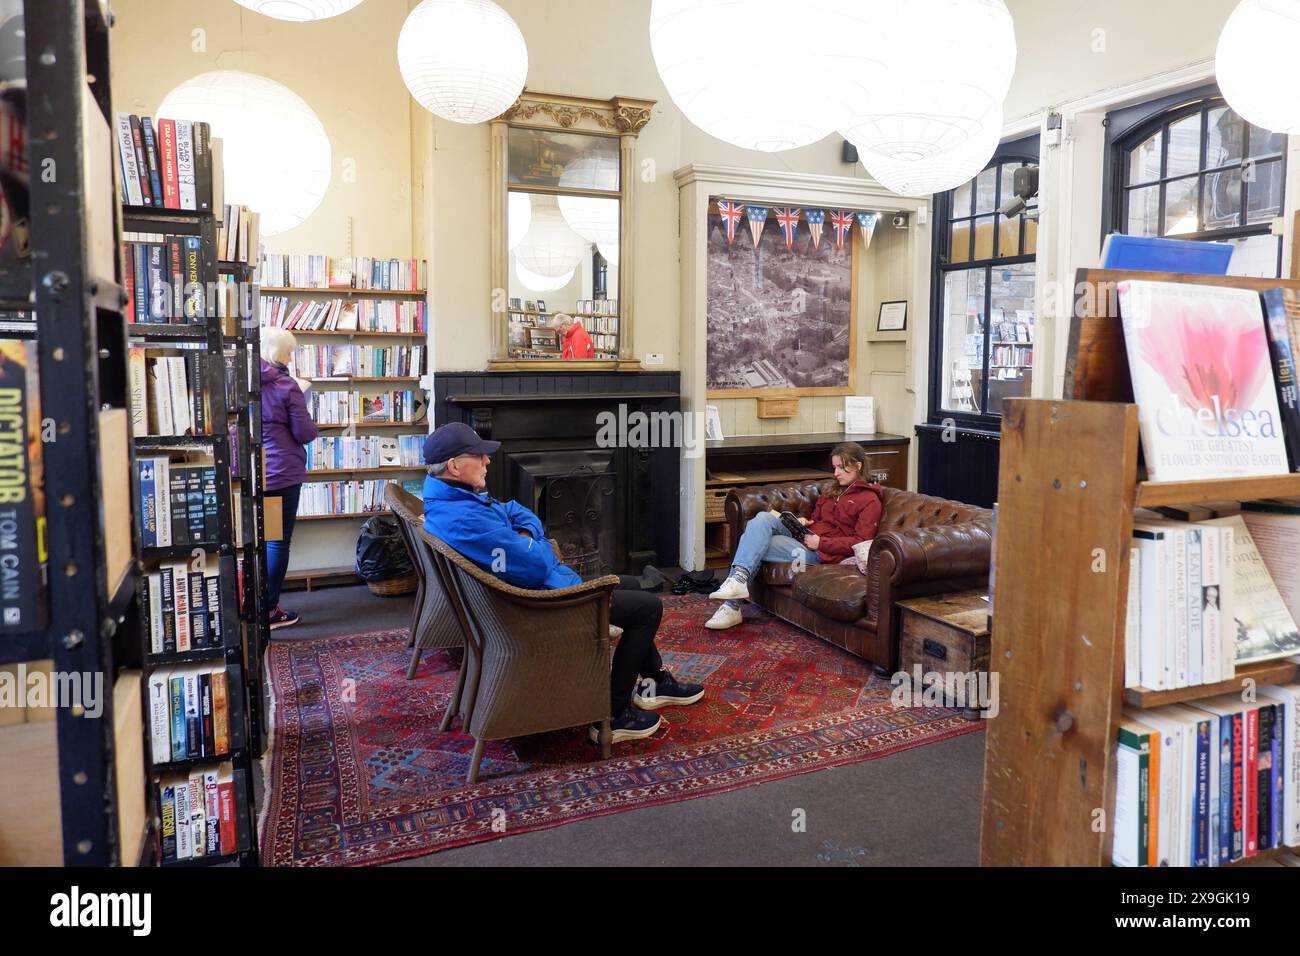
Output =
[
  {"x1": 725, "y1": 479, "x2": 829, "y2": 556},
  {"x1": 863, "y1": 520, "x2": 993, "y2": 625}
]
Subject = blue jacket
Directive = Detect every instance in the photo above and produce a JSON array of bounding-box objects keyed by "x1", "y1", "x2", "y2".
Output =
[{"x1": 422, "y1": 476, "x2": 582, "y2": 590}]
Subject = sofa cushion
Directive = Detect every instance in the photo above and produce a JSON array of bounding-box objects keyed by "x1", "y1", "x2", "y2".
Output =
[
  {"x1": 760, "y1": 561, "x2": 802, "y2": 588},
  {"x1": 790, "y1": 564, "x2": 869, "y2": 622}
]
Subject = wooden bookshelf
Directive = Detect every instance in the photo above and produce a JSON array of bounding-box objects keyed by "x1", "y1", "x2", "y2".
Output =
[
  {"x1": 981, "y1": 268, "x2": 1300, "y2": 868},
  {"x1": 266, "y1": 328, "x2": 425, "y2": 338}
]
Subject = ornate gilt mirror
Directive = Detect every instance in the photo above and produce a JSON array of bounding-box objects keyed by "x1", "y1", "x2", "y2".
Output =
[{"x1": 488, "y1": 91, "x2": 654, "y2": 370}]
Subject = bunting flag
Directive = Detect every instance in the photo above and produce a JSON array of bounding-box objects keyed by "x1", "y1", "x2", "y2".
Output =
[
  {"x1": 804, "y1": 208, "x2": 825, "y2": 249},
  {"x1": 772, "y1": 207, "x2": 802, "y2": 250},
  {"x1": 716, "y1": 200, "x2": 745, "y2": 246},
  {"x1": 745, "y1": 205, "x2": 769, "y2": 248},
  {"x1": 856, "y1": 211, "x2": 880, "y2": 251},
  {"x1": 830, "y1": 209, "x2": 854, "y2": 250}
]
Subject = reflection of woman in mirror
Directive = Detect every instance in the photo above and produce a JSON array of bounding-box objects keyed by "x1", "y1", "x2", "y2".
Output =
[{"x1": 554, "y1": 313, "x2": 594, "y2": 359}]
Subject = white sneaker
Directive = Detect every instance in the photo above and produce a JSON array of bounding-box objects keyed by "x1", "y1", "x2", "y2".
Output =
[
  {"x1": 705, "y1": 603, "x2": 744, "y2": 630},
  {"x1": 709, "y1": 576, "x2": 749, "y2": 601}
]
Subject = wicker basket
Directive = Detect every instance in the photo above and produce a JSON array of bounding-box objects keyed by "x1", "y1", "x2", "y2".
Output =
[
  {"x1": 705, "y1": 489, "x2": 729, "y2": 522},
  {"x1": 367, "y1": 572, "x2": 417, "y2": 597}
]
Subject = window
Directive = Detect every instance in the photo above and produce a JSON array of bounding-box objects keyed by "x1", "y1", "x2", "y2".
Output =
[
  {"x1": 930, "y1": 136, "x2": 1040, "y2": 426},
  {"x1": 1106, "y1": 86, "x2": 1286, "y2": 277}
]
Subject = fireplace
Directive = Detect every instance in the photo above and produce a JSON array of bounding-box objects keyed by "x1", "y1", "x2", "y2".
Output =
[{"x1": 434, "y1": 371, "x2": 681, "y2": 575}]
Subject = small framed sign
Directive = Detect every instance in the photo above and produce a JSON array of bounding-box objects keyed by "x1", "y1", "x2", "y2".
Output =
[{"x1": 877, "y1": 300, "x2": 908, "y2": 332}]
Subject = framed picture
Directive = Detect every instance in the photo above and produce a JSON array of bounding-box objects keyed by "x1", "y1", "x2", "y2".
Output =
[
  {"x1": 705, "y1": 405, "x2": 724, "y2": 441},
  {"x1": 525, "y1": 300, "x2": 537, "y2": 313},
  {"x1": 877, "y1": 300, "x2": 908, "y2": 331},
  {"x1": 527, "y1": 327, "x2": 560, "y2": 351},
  {"x1": 507, "y1": 127, "x2": 620, "y2": 192},
  {"x1": 536, "y1": 299, "x2": 546, "y2": 313},
  {"x1": 705, "y1": 198, "x2": 857, "y2": 398}
]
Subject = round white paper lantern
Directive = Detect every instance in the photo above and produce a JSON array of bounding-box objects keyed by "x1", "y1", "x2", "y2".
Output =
[
  {"x1": 859, "y1": 102, "x2": 1004, "y2": 197},
  {"x1": 558, "y1": 194, "x2": 619, "y2": 249},
  {"x1": 1217, "y1": 0, "x2": 1300, "y2": 134},
  {"x1": 513, "y1": 201, "x2": 589, "y2": 278},
  {"x1": 598, "y1": 243, "x2": 619, "y2": 268},
  {"x1": 158, "y1": 70, "x2": 331, "y2": 236},
  {"x1": 842, "y1": 0, "x2": 1013, "y2": 165},
  {"x1": 514, "y1": 261, "x2": 575, "y2": 293},
  {"x1": 508, "y1": 192, "x2": 532, "y2": 251},
  {"x1": 650, "y1": 0, "x2": 882, "y2": 152},
  {"x1": 231, "y1": 0, "x2": 366, "y2": 22},
  {"x1": 397, "y1": 0, "x2": 528, "y2": 124}
]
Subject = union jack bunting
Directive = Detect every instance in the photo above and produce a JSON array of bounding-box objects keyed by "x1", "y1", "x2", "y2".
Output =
[
  {"x1": 804, "y1": 208, "x2": 825, "y2": 249},
  {"x1": 773, "y1": 207, "x2": 801, "y2": 250},
  {"x1": 830, "y1": 209, "x2": 854, "y2": 250},
  {"x1": 715, "y1": 200, "x2": 745, "y2": 245},
  {"x1": 856, "y1": 211, "x2": 880, "y2": 251},
  {"x1": 745, "y1": 205, "x2": 769, "y2": 248}
]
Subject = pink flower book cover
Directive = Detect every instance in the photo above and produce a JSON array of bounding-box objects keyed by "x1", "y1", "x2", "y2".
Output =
[{"x1": 1118, "y1": 280, "x2": 1290, "y2": 482}]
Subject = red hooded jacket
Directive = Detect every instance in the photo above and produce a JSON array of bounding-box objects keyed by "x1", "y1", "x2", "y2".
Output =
[
  {"x1": 808, "y1": 479, "x2": 884, "y2": 563},
  {"x1": 562, "y1": 320, "x2": 595, "y2": 359}
]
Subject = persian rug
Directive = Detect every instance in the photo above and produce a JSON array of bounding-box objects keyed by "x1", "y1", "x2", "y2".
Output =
[{"x1": 260, "y1": 593, "x2": 983, "y2": 866}]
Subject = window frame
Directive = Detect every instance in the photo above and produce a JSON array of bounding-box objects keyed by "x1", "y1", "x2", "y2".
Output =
[
  {"x1": 1102, "y1": 83, "x2": 1287, "y2": 269},
  {"x1": 927, "y1": 134, "x2": 1041, "y2": 430}
]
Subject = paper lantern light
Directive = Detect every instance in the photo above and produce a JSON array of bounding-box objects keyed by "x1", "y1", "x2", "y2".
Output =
[
  {"x1": 397, "y1": 0, "x2": 528, "y2": 124},
  {"x1": 859, "y1": 102, "x2": 1004, "y2": 197},
  {"x1": 842, "y1": 0, "x2": 1014, "y2": 169},
  {"x1": 650, "y1": 0, "x2": 882, "y2": 152},
  {"x1": 231, "y1": 0, "x2": 366, "y2": 21},
  {"x1": 158, "y1": 70, "x2": 331, "y2": 236},
  {"x1": 513, "y1": 201, "x2": 589, "y2": 278},
  {"x1": 1216, "y1": 0, "x2": 1300, "y2": 134},
  {"x1": 508, "y1": 192, "x2": 532, "y2": 251},
  {"x1": 558, "y1": 194, "x2": 620, "y2": 249},
  {"x1": 514, "y1": 261, "x2": 575, "y2": 293}
]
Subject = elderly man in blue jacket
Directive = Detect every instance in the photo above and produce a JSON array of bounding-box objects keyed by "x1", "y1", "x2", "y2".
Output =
[{"x1": 422, "y1": 422, "x2": 704, "y2": 744}]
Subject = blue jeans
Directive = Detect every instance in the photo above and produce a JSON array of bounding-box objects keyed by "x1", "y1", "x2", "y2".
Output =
[
  {"x1": 266, "y1": 482, "x2": 301, "y2": 610},
  {"x1": 731, "y1": 511, "x2": 820, "y2": 578}
]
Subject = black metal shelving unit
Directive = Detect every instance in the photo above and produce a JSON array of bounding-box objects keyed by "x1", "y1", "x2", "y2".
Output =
[{"x1": 124, "y1": 204, "x2": 261, "y2": 866}]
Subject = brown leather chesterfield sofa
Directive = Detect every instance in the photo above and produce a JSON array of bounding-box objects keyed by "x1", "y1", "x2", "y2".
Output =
[{"x1": 725, "y1": 480, "x2": 994, "y2": 673}]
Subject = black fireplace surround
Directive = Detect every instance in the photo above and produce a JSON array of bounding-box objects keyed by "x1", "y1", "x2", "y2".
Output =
[{"x1": 432, "y1": 371, "x2": 681, "y2": 574}]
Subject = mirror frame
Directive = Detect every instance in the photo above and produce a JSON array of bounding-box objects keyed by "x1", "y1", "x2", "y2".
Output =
[{"x1": 488, "y1": 90, "x2": 654, "y2": 371}]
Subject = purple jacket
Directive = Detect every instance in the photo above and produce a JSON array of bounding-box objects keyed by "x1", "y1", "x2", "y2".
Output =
[{"x1": 260, "y1": 359, "x2": 318, "y2": 491}]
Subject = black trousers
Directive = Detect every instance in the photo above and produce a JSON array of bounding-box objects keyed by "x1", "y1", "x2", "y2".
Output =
[{"x1": 608, "y1": 575, "x2": 665, "y2": 714}]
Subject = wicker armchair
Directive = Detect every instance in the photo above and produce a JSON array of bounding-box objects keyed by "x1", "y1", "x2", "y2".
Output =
[
  {"x1": 384, "y1": 484, "x2": 464, "y2": 686},
  {"x1": 416, "y1": 525, "x2": 621, "y2": 783}
]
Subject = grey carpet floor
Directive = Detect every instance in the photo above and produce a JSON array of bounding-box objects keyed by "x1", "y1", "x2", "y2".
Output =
[{"x1": 258, "y1": 582, "x2": 987, "y2": 866}]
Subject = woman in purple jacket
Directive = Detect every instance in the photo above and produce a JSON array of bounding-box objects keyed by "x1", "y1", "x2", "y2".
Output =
[{"x1": 261, "y1": 327, "x2": 318, "y2": 629}]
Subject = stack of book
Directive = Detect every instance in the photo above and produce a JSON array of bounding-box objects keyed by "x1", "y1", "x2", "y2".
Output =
[
  {"x1": 135, "y1": 458, "x2": 219, "y2": 546},
  {"x1": 115, "y1": 113, "x2": 217, "y2": 212},
  {"x1": 1114, "y1": 685, "x2": 1299, "y2": 866},
  {"x1": 307, "y1": 389, "x2": 424, "y2": 426},
  {"x1": 217, "y1": 204, "x2": 258, "y2": 264},
  {"x1": 299, "y1": 478, "x2": 417, "y2": 516},
  {"x1": 260, "y1": 296, "x2": 427, "y2": 333},
  {"x1": 577, "y1": 299, "x2": 618, "y2": 315},
  {"x1": 258, "y1": 254, "x2": 427, "y2": 291},
  {"x1": 127, "y1": 349, "x2": 209, "y2": 437},
  {"x1": 157, "y1": 763, "x2": 240, "y2": 863},
  {"x1": 121, "y1": 231, "x2": 211, "y2": 324},
  {"x1": 146, "y1": 665, "x2": 233, "y2": 764},
  {"x1": 141, "y1": 557, "x2": 224, "y2": 654},
  {"x1": 289, "y1": 343, "x2": 424, "y2": 379},
  {"x1": 304, "y1": 435, "x2": 423, "y2": 471}
]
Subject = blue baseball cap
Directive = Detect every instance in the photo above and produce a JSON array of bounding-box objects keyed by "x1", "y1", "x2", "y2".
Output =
[{"x1": 422, "y1": 422, "x2": 501, "y2": 465}]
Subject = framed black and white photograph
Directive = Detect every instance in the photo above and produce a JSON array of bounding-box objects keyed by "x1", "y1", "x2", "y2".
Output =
[
  {"x1": 877, "y1": 300, "x2": 908, "y2": 331},
  {"x1": 705, "y1": 199, "x2": 857, "y2": 397}
]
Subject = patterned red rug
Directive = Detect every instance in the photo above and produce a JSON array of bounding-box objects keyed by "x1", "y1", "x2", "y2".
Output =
[{"x1": 259, "y1": 593, "x2": 983, "y2": 866}]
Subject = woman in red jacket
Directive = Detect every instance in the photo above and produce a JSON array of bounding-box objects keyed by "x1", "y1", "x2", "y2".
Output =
[{"x1": 706, "y1": 442, "x2": 883, "y2": 630}]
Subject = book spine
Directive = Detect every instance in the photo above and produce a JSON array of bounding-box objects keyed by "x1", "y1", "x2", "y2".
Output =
[
  {"x1": 147, "y1": 571, "x2": 164, "y2": 654},
  {"x1": 1258, "y1": 704, "x2": 1274, "y2": 851},
  {"x1": 148, "y1": 671, "x2": 170, "y2": 764},
  {"x1": 217, "y1": 775, "x2": 235, "y2": 855},
  {"x1": 141, "y1": 116, "x2": 165, "y2": 208},
  {"x1": 187, "y1": 775, "x2": 204, "y2": 855},
  {"x1": 168, "y1": 237, "x2": 183, "y2": 323},
  {"x1": 175, "y1": 120, "x2": 196, "y2": 210},
  {"x1": 128, "y1": 347, "x2": 147, "y2": 437},
  {"x1": 1186, "y1": 529, "x2": 1202, "y2": 687},
  {"x1": 1201, "y1": 526, "x2": 1221, "y2": 684},
  {"x1": 172, "y1": 561, "x2": 191, "y2": 652},
  {"x1": 205, "y1": 564, "x2": 221, "y2": 645},
  {"x1": 1231, "y1": 711, "x2": 1244, "y2": 860},
  {"x1": 132, "y1": 241, "x2": 148, "y2": 322},
  {"x1": 1245, "y1": 707, "x2": 1258, "y2": 856},
  {"x1": 147, "y1": 244, "x2": 168, "y2": 322},
  {"x1": 1261, "y1": 288, "x2": 1300, "y2": 472},
  {"x1": 159, "y1": 562, "x2": 176, "y2": 654},
  {"x1": 158, "y1": 118, "x2": 180, "y2": 209},
  {"x1": 159, "y1": 785, "x2": 177, "y2": 862},
  {"x1": 200, "y1": 671, "x2": 214, "y2": 758},
  {"x1": 173, "y1": 777, "x2": 192, "y2": 859},
  {"x1": 187, "y1": 350, "x2": 206, "y2": 436},
  {"x1": 115, "y1": 112, "x2": 143, "y2": 206},
  {"x1": 212, "y1": 668, "x2": 228, "y2": 754},
  {"x1": 1193, "y1": 719, "x2": 1210, "y2": 866},
  {"x1": 188, "y1": 570, "x2": 206, "y2": 649},
  {"x1": 129, "y1": 115, "x2": 152, "y2": 206},
  {"x1": 137, "y1": 458, "x2": 157, "y2": 547},
  {"x1": 1171, "y1": 529, "x2": 1187, "y2": 688},
  {"x1": 169, "y1": 676, "x2": 186, "y2": 762},
  {"x1": 183, "y1": 235, "x2": 203, "y2": 322},
  {"x1": 169, "y1": 466, "x2": 187, "y2": 548},
  {"x1": 193, "y1": 121, "x2": 212, "y2": 213},
  {"x1": 203, "y1": 468, "x2": 218, "y2": 542},
  {"x1": 186, "y1": 468, "x2": 204, "y2": 543},
  {"x1": 1218, "y1": 711, "x2": 1232, "y2": 864},
  {"x1": 183, "y1": 672, "x2": 199, "y2": 759},
  {"x1": 203, "y1": 770, "x2": 220, "y2": 856}
]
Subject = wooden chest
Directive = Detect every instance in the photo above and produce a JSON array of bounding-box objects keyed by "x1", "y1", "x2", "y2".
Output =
[{"x1": 897, "y1": 590, "x2": 991, "y2": 718}]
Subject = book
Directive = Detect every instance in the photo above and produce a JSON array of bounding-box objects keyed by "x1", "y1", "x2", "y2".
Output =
[
  {"x1": 115, "y1": 112, "x2": 143, "y2": 206},
  {"x1": 1117, "y1": 280, "x2": 1289, "y2": 481},
  {"x1": 157, "y1": 119, "x2": 179, "y2": 210},
  {"x1": 175, "y1": 119, "x2": 196, "y2": 211},
  {"x1": 140, "y1": 116, "x2": 165, "y2": 209},
  {"x1": 128, "y1": 115, "x2": 151, "y2": 207},
  {"x1": 1257, "y1": 683, "x2": 1300, "y2": 848},
  {"x1": 1260, "y1": 288, "x2": 1300, "y2": 471},
  {"x1": 1101, "y1": 233, "x2": 1234, "y2": 274},
  {"x1": 0, "y1": 340, "x2": 48, "y2": 632},
  {"x1": 1201, "y1": 515, "x2": 1300, "y2": 665}
]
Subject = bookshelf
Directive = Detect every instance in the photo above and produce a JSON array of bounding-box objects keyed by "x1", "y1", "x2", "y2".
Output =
[
  {"x1": 0, "y1": 1, "x2": 147, "y2": 867},
  {"x1": 124, "y1": 203, "x2": 260, "y2": 867},
  {"x1": 264, "y1": 269, "x2": 430, "y2": 587},
  {"x1": 980, "y1": 268, "x2": 1300, "y2": 867}
]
